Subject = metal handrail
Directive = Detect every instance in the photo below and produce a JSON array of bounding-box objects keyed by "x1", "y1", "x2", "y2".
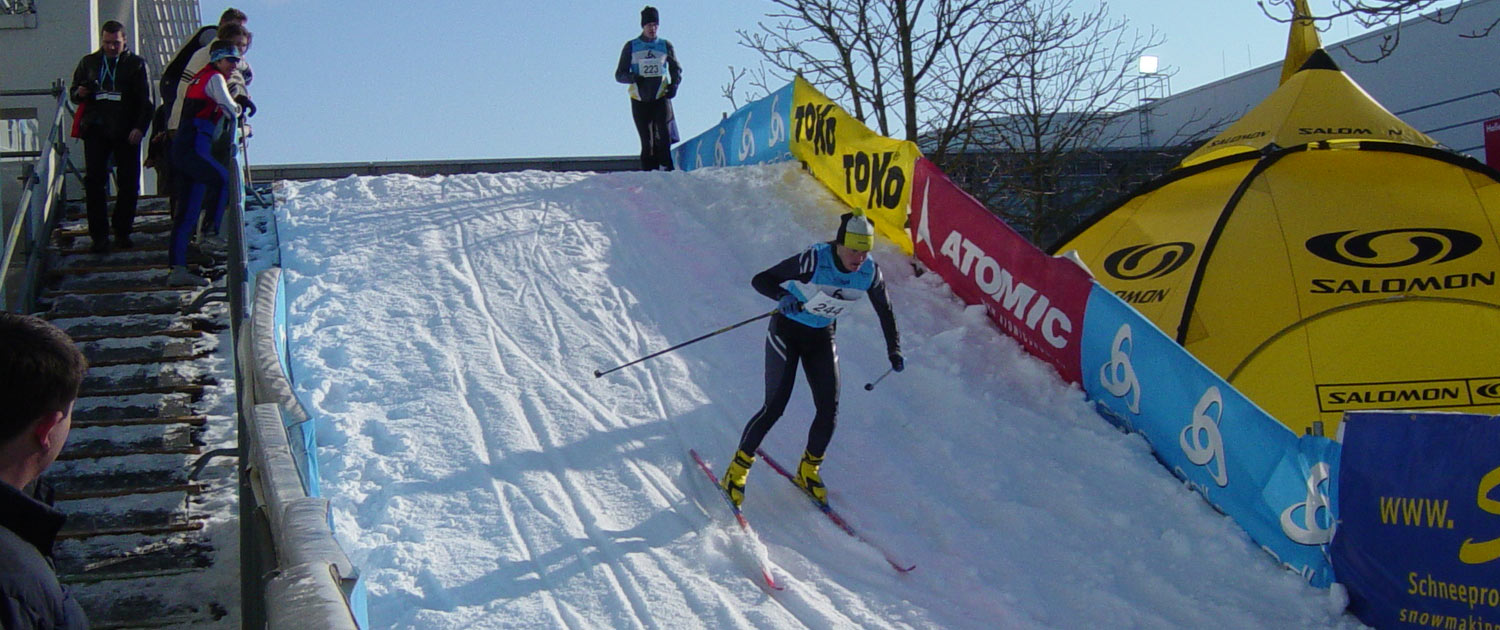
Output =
[{"x1": 1, "y1": 86, "x2": 72, "y2": 313}]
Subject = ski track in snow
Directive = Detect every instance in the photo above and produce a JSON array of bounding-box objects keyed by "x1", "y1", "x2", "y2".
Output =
[{"x1": 272, "y1": 164, "x2": 1368, "y2": 630}]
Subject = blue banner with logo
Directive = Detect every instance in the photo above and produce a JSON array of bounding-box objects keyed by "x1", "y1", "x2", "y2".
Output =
[
  {"x1": 674, "y1": 81, "x2": 793, "y2": 171},
  {"x1": 1080, "y1": 284, "x2": 1340, "y2": 585},
  {"x1": 1332, "y1": 411, "x2": 1500, "y2": 629}
]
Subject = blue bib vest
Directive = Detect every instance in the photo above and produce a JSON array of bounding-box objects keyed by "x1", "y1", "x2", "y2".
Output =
[
  {"x1": 781, "y1": 242, "x2": 876, "y2": 328},
  {"x1": 627, "y1": 38, "x2": 673, "y2": 99}
]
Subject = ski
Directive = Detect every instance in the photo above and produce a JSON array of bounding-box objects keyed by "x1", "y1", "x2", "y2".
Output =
[
  {"x1": 689, "y1": 449, "x2": 785, "y2": 591},
  {"x1": 756, "y1": 449, "x2": 916, "y2": 573}
]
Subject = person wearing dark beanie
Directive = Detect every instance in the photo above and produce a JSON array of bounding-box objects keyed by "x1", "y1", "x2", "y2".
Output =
[{"x1": 614, "y1": 5, "x2": 682, "y2": 170}]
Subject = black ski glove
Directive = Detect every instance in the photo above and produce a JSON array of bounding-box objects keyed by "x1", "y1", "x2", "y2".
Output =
[
  {"x1": 888, "y1": 350, "x2": 904, "y2": 372},
  {"x1": 664, "y1": 84, "x2": 678, "y2": 99},
  {"x1": 235, "y1": 95, "x2": 257, "y2": 117}
]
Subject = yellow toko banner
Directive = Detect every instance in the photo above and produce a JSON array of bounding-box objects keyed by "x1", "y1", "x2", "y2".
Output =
[{"x1": 790, "y1": 77, "x2": 920, "y2": 253}]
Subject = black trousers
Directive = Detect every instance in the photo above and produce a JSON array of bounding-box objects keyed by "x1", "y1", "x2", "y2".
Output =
[
  {"x1": 630, "y1": 98, "x2": 674, "y2": 171},
  {"x1": 83, "y1": 134, "x2": 142, "y2": 241},
  {"x1": 736, "y1": 315, "x2": 841, "y2": 458}
]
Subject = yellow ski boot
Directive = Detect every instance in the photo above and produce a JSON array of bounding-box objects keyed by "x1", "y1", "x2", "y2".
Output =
[
  {"x1": 796, "y1": 451, "x2": 827, "y2": 506},
  {"x1": 721, "y1": 450, "x2": 755, "y2": 508}
]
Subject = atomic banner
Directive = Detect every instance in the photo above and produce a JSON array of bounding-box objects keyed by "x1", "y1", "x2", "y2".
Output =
[{"x1": 908, "y1": 156, "x2": 1091, "y2": 384}]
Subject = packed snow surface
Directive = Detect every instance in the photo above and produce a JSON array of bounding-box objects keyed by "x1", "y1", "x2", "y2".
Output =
[{"x1": 272, "y1": 163, "x2": 1366, "y2": 629}]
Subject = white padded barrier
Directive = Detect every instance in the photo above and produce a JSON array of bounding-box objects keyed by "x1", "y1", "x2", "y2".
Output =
[
  {"x1": 246, "y1": 270, "x2": 365, "y2": 628},
  {"x1": 251, "y1": 403, "x2": 307, "y2": 535},
  {"x1": 250, "y1": 268, "x2": 308, "y2": 425},
  {"x1": 264, "y1": 563, "x2": 360, "y2": 630}
]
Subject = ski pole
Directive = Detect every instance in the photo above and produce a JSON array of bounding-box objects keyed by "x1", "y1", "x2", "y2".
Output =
[
  {"x1": 864, "y1": 368, "x2": 894, "y2": 391},
  {"x1": 594, "y1": 310, "x2": 775, "y2": 378}
]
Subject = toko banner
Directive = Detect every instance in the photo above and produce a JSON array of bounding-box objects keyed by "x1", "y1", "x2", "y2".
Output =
[
  {"x1": 1081, "y1": 283, "x2": 1341, "y2": 586},
  {"x1": 1332, "y1": 411, "x2": 1500, "y2": 629},
  {"x1": 790, "y1": 77, "x2": 920, "y2": 254},
  {"x1": 673, "y1": 81, "x2": 793, "y2": 171},
  {"x1": 908, "y1": 156, "x2": 1090, "y2": 384}
]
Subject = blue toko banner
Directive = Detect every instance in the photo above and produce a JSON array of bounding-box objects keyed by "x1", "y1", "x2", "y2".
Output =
[
  {"x1": 674, "y1": 81, "x2": 793, "y2": 171},
  {"x1": 1080, "y1": 284, "x2": 1340, "y2": 585},
  {"x1": 1332, "y1": 411, "x2": 1500, "y2": 629}
]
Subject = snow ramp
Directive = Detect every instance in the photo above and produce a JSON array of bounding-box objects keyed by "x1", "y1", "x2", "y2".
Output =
[{"x1": 270, "y1": 163, "x2": 1365, "y2": 629}]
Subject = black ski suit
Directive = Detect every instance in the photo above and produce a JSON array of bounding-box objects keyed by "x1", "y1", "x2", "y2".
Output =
[{"x1": 735, "y1": 242, "x2": 901, "y2": 458}]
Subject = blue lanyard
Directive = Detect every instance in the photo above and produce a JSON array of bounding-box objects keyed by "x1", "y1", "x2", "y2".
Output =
[{"x1": 99, "y1": 55, "x2": 117, "y2": 91}]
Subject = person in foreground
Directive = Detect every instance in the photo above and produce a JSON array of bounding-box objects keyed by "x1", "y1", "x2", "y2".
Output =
[
  {"x1": 0, "y1": 313, "x2": 90, "y2": 629},
  {"x1": 721, "y1": 212, "x2": 903, "y2": 508}
]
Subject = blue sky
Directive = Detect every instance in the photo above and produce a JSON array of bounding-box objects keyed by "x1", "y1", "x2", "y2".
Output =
[{"x1": 201, "y1": 1, "x2": 1404, "y2": 166}]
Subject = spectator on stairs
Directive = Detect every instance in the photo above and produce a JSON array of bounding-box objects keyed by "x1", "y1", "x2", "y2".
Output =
[
  {"x1": 167, "y1": 40, "x2": 242, "y2": 287},
  {"x1": 69, "y1": 19, "x2": 154, "y2": 254}
]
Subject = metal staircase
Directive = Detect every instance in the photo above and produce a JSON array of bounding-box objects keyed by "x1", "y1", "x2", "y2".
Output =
[{"x1": 35, "y1": 196, "x2": 237, "y2": 629}]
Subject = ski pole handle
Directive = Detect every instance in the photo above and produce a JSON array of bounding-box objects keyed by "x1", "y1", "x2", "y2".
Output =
[{"x1": 864, "y1": 368, "x2": 894, "y2": 391}]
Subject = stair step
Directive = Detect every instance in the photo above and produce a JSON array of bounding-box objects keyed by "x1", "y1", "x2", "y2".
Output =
[
  {"x1": 57, "y1": 215, "x2": 175, "y2": 239},
  {"x1": 42, "y1": 289, "x2": 209, "y2": 319},
  {"x1": 45, "y1": 456, "x2": 200, "y2": 500},
  {"x1": 51, "y1": 313, "x2": 189, "y2": 339},
  {"x1": 71, "y1": 572, "x2": 229, "y2": 630},
  {"x1": 82, "y1": 363, "x2": 216, "y2": 394},
  {"x1": 56, "y1": 491, "x2": 199, "y2": 537},
  {"x1": 59, "y1": 422, "x2": 202, "y2": 461},
  {"x1": 73, "y1": 415, "x2": 208, "y2": 429},
  {"x1": 77, "y1": 335, "x2": 219, "y2": 366}
]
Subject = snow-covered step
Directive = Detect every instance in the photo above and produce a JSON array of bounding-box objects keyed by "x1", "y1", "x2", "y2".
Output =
[
  {"x1": 44, "y1": 453, "x2": 201, "y2": 500},
  {"x1": 59, "y1": 422, "x2": 202, "y2": 460},
  {"x1": 41, "y1": 286, "x2": 211, "y2": 318},
  {"x1": 75, "y1": 334, "x2": 219, "y2": 366},
  {"x1": 52, "y1": 268, "x2": 178, "y2": 293},
  {"x1": 54, "y1": 531, "x2": 214, "y2": 583},
  {"x1": 73, "y1": 414, "x2": 207, "y2": 430},
  {"x1": 73, "y1": 392, "x2": 199, "y2": 423},
  {"x1": 56, "y1": 213, "x2": 174, "y2": 240},
  {"x1": 81, "y1": 361, "x2": 215, "y2": 397},
  {"x1": 51, "y1": 313, "x2": 211, "y2": 341},
  {"x1": 70, "y1": 571, "x2": 229, "y2": 629},
  {"x1": 55, "y1": 491, "x2": 201, "y2": 537}
]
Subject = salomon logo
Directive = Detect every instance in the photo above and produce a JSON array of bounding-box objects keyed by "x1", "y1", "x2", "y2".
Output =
[
  {"x1": 1475, "y1": 382, "x2": 1500, "y2": 400},
  {"x1": 1305, "y1": 228, "x2": 1482, "y2": 268},
  {"x1": 1103, "y1": 243, "x2": 1196, "y2": 280}
]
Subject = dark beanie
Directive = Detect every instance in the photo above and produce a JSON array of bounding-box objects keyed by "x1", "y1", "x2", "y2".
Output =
[{"x1": 641, "y1": 6, "x2": 659, "y2": 26}]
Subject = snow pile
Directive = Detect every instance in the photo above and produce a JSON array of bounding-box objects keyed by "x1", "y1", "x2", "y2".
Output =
[{"x1": 272, "y1": 163, "x2": 1366, "y2": 629}]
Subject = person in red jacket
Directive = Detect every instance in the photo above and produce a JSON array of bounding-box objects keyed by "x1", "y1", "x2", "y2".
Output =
[{"x1": 167, "y1": 41, "x2": 242, "y2": 287}]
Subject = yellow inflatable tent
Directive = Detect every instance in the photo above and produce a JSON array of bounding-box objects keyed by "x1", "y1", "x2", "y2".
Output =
[{"x1": 1053, "y1": 48, "x2": 1500, "y2": 437}]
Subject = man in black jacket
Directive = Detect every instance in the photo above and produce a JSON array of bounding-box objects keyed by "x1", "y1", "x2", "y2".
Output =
[
  {"x1": 0, "y1": 313, "x2": 89, "y2": 629},
  {"x1": 70, "y1": 20, "x2": 153, "y2": 253},
  {"x1": 614, "y1": 6, "x2": 682, "y2": 171}
]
